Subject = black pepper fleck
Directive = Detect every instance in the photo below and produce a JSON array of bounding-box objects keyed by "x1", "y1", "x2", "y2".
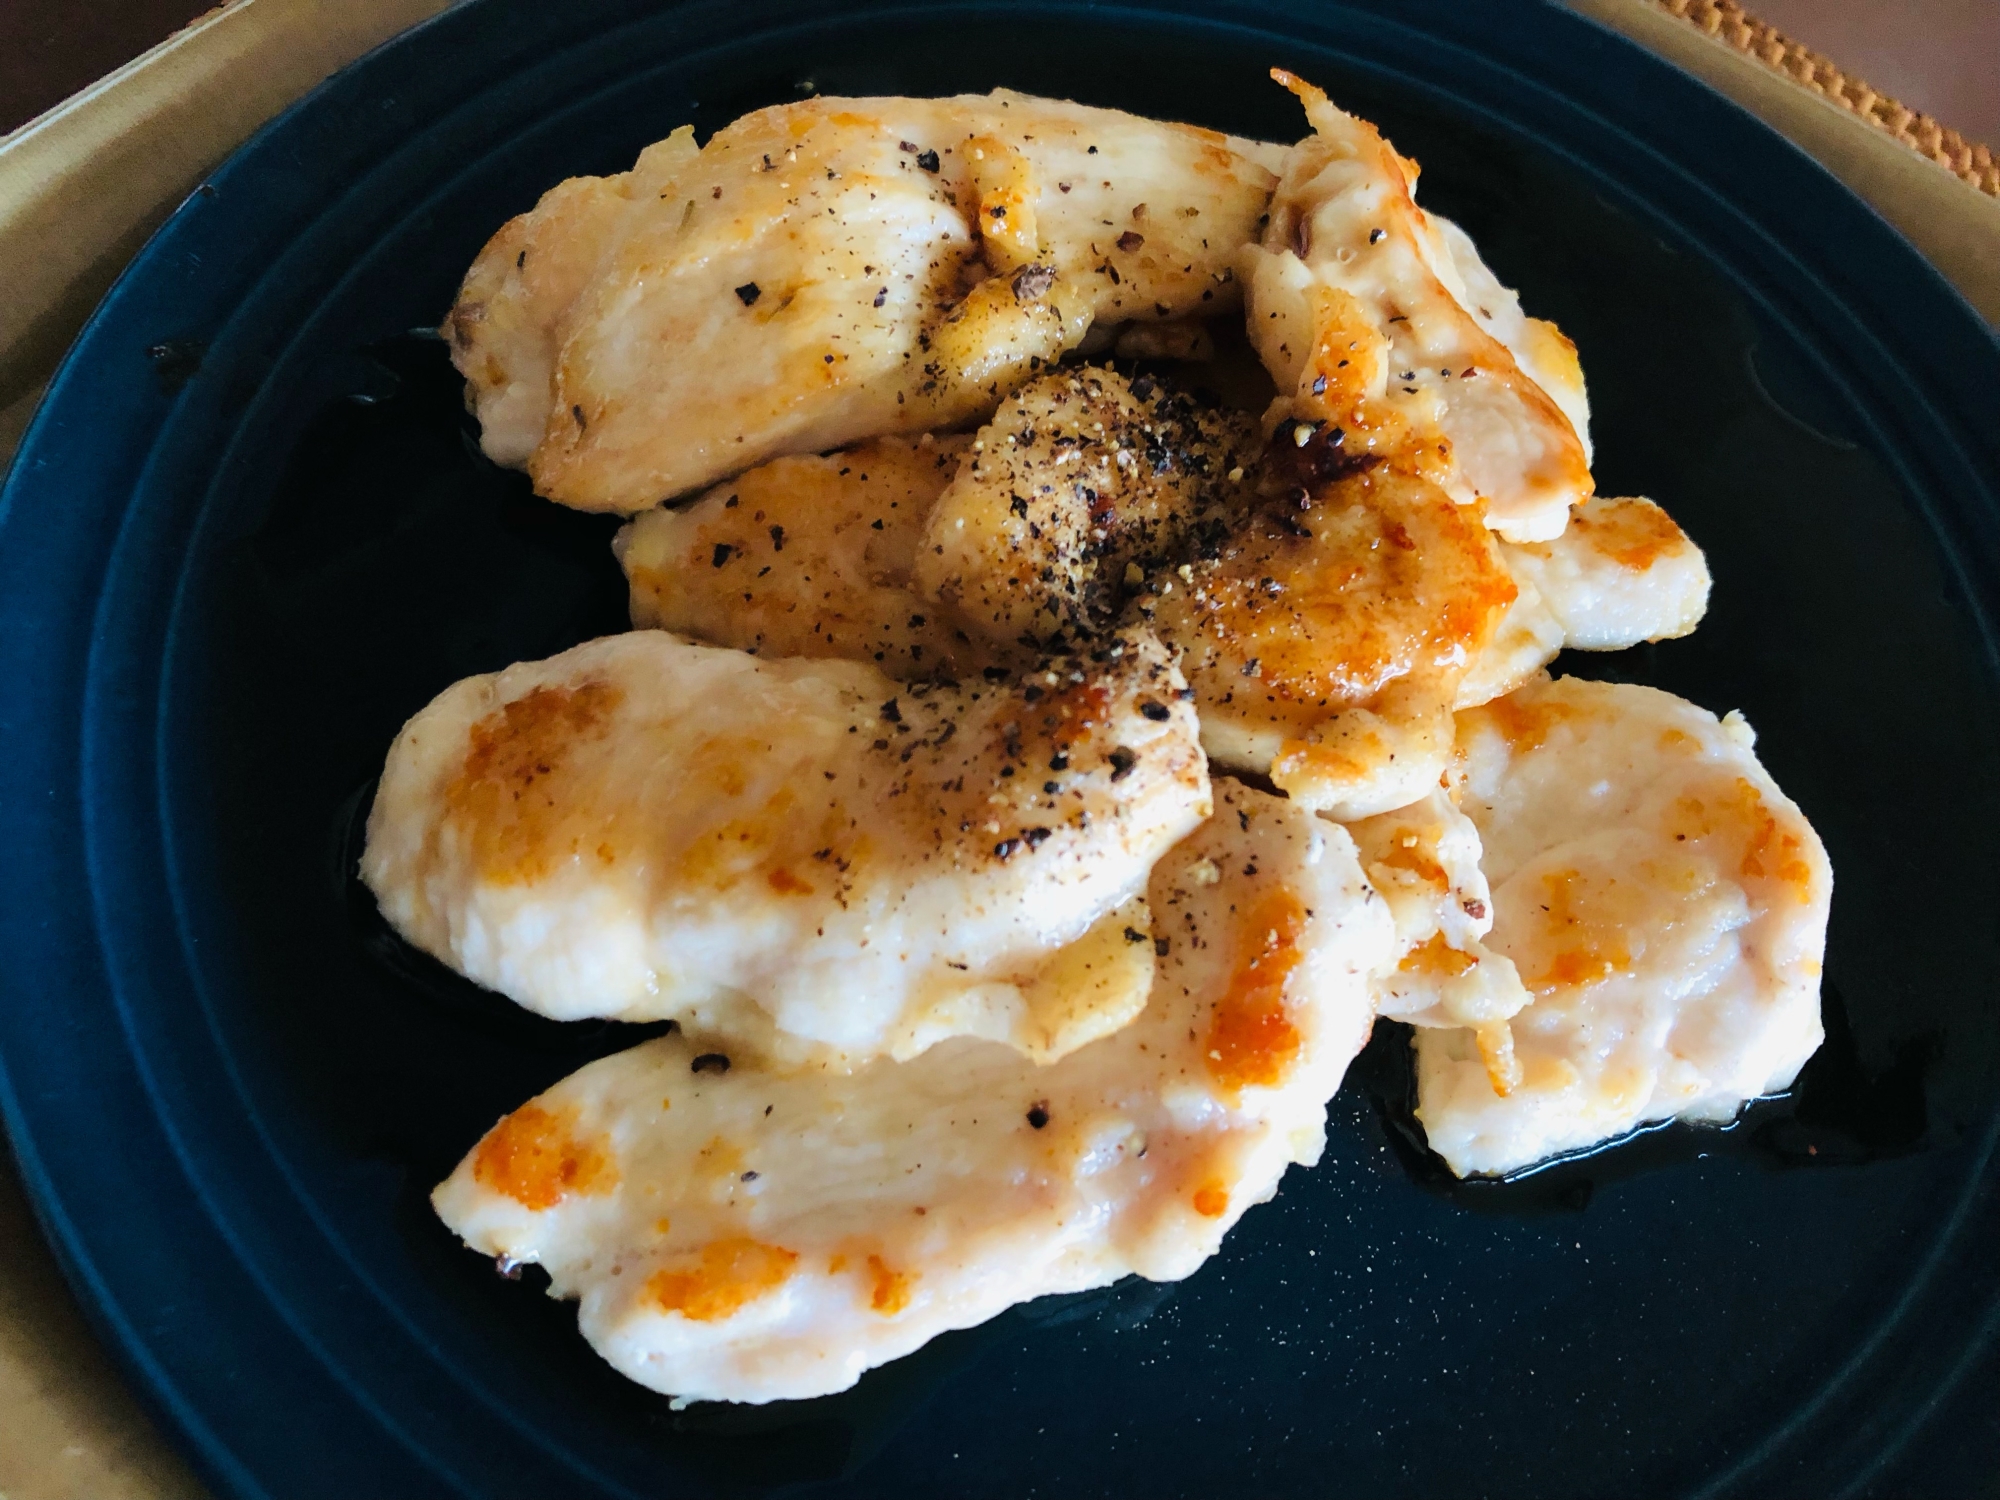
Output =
[{"x1": 1010, "y1": 263, "x2": 1057, "y2": 302}]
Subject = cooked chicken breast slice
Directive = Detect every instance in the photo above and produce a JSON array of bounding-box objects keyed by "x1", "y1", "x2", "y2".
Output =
[
  {"x1": 616, "y1": 434, "x2": 1018, "y2": 681},
  {"x1": 360, "y1": 629, "x2": 1209, "y2": 1061},
  {"x1": 1457, "y1": 495, "x2": 1712, "y2": 707},
  {"x1": 915, "y1": 366, "x2": 1262, "y2": 644},
  {"x1": 1415, "y1": 675, "x2": 1831, "y2": 1177},
  {"x1": 1241, "y1": 71, "x2": 1594, "y2": 542},
  {"x1": 1135, "y1": 458, "x2": 1518, "y2": 819},
  {"x1": 447, "y1": 92, "x2": 1282, "y2": 513},
  {"x1": 903, "y1": 393, "x2": 1692, "y2": 830},
  {"x1": 1505, "y1": 496, "x2": 1711, "y2": 649},
  {"x1": 431, "y1": 780, "x2": 1395, "y2": 1404},
  {"x1": 1347, "y1": 790, "x2": 1532, "y2": 1093},
  {"x1": 1433, "y1": 217, "x2": 1592, "y2": 467}
]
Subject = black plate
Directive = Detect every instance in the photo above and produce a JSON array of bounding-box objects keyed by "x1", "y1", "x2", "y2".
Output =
[{"x1": 3, "y1": 1, "x2": 1998, "y2": 1495}]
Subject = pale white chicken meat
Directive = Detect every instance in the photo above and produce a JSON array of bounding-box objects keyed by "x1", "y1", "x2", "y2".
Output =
[
  {"x1": 1434, "y1": 217, "x2": 1594, "y2": 468},
  {"x1": 1415, "y1": 675, "x2": 1831, "y2": 1177},
  {"x1": 616, "y1": 434, "x2": 1012, "y2": 681},
  {"x1": 431, "y1": 780, "x2": 1395, "y2": 1404},
  {"x1": 446, "y1": 91, "x2": 1284, "y2": 513},
  {"x1": 360, "y1": 629, "x2": 1209, "y2": 1062},
  {"x1": 1457, "y1": 494, "x2": 1712, "y2": 707},
  {"x1": 1347, "y1": 789, "x2": 1532, "y2": 1094},
  {"x1": 1241, "y1": 71, "x2": 1594, "y2": 542}
]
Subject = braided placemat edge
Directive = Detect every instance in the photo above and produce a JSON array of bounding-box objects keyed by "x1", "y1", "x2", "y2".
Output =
[{"x1": 1654, "y1": 0, "x2": 1997, "y2": 196}]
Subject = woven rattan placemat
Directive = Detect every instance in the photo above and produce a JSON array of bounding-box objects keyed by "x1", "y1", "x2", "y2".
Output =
[{"x1": 1654, "y1": 0, "x2": 1995, "y2": 195}]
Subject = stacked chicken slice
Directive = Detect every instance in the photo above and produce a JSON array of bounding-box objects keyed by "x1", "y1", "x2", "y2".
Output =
[{"x1": 368, "y1": 72, "x2": 1829, "y2": 1405}]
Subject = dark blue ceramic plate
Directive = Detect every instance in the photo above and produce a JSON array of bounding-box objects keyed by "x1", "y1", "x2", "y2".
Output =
[{"x1": 4, "y1": 1, "x2": 1998, "y2": 1495}]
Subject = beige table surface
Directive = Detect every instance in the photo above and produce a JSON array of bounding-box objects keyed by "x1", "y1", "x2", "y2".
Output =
[{"x1": 1, "y1": 2, "x2": 1995, "y2": 1494}]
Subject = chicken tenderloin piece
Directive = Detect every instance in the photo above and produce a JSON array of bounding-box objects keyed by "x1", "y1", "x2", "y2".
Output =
[
  {"x1": 447, "y1": 91, "x2": 1284, "y2": 513},
  {"x1": 830, "y1": 363, "x2": 1504, "y2": 819},
  {"x1": 1135, "y1": 454, "x2": 1518, "y2": 819},
  {"x1": 1241, "y1": 70, "x2": 1594, "y2": 542},
  {"x1": 1347, "y1": 790, "x2": 1533, "y2": 1095},
  {"x1": 617, "y1": 434, "x2": 1020, "y2": 681},
  {"x1": 895, "y1": 409, "x2": 1696, "y2": 822},
  {"x1": 1416, "y1": 675, "x2": 1832, "y2": 1177},
  {"x1": 431, "y1": 780, "x2": 1396, "y2": 1404},
  {"x1": 623, "y1": 369, "x2": 1263, "y2": 678},
  {"x1": 1433, "y1": 216, "x2": 1592, "y2": 467},
  {"x1": 915, "y1": 366, "x2": 1263, "y2": 645},
  {"x1": 360, "y1": 629, "x2": 1209, "y2": 1062},
  {"x1": 1457, "y1": 495, "x2": 1713, "y2": 707}
]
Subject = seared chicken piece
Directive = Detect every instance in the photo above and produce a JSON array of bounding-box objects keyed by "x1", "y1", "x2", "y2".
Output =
[
  {"x1": 902, "y1": 391, "x2": 1693, "y2": 827},
  {"x1": 908, "y1": 372, "x2": 1694, "y2": 823},
  {"x1": 1434, "y1": 216, "x2": 1593, "y2": 468},
  {"x1": 904, "y1": 365, "x2": 1511, "y2": 820},
  {"x1": 617, "y1": 435, "x2": 1015, "y2": 680},
  {"x1": 1415, "y1": 675, "x2": 1831, "y2": 1177},
  {"x1": 1135, "y1": 455, "x2": 1518, "y2": 819},
  {"x1": 1348, "y1": 790, "x2": 1532, "y2": 1093},
  {"x1": 361, "y1": 629, "x2": 1209, "y2": 1062},
  {"x1": 1241, "y1": 71, "x2": 1593, "y2": 542},
  {"x1": 447, "y1": 92, "x2": 1284, "y2": 513},
  {"x1": 915, "y1": 367, "x2": 1261, "y2": 643},
  {"x1": 1458, "y1": 495, "x2": 1712, "y2": 707},
  {"x1": 431, "y1": 780, "x2": 1395, "y2": 1404}
]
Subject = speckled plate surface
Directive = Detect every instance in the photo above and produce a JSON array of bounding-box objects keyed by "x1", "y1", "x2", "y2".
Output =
[{"x1": 3, "y1": 1, "x2": 1999, "y2": 1495}]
